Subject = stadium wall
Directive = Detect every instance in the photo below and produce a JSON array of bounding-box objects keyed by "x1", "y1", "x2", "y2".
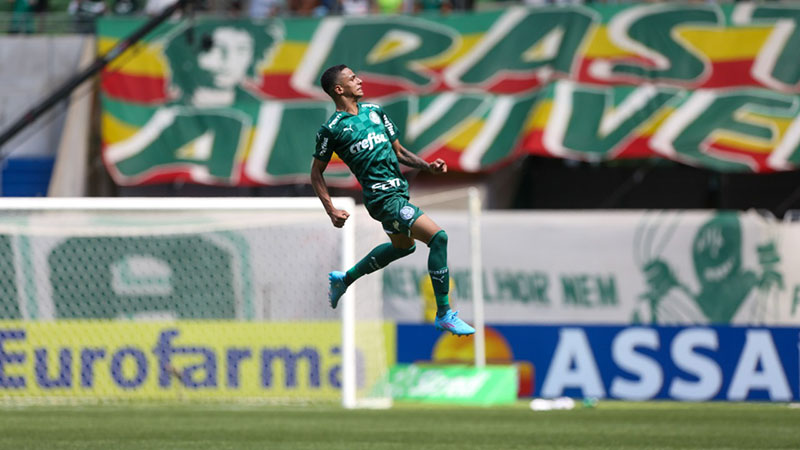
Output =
[
  {"x1": 0, "y1": 208, "x2": 797, "y2": 402},
  {"x1": 0, "y1": 35, "x2": 88, "y2": 195},
  {"x1": 386, "y1": 209, "x2": 798, "y2": 326}
]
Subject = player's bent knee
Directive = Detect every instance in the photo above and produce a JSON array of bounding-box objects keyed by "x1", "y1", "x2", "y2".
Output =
[
  {"x1": 428, "y1": 230, "x2": 447, "y2": 249},
  {"x1": 390, "y1": 243, "x2": 415, "y2": 258},
  {"x1": 400, "y1": 244, "x2": 416, "y2": 256}
]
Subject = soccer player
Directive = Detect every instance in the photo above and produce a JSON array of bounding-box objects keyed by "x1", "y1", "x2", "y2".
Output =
[{"x1": 311, "y1": 64, "x2": 475, "y2": 336}]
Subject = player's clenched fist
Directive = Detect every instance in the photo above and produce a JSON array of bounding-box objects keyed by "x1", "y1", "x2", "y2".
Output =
[
  {"x1": 328, "y1": 209, "x2": 350, "y2": 228},
  {"x1": 428, "y1": 159, "x2": 447, "y2": 174}
]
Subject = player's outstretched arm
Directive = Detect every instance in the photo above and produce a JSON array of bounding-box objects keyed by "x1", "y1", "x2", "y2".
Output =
[
  {"x1": 392, "y1": 140, "x2": 447, "y2": 174},
  {"x1": 311, "y1": 157, "x2": 350, "y2": 228}
]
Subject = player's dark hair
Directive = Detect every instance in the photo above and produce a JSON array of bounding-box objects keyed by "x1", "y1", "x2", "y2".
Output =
[{"x1": 320, "y1": 64, "x2": 349, "y2": 98}]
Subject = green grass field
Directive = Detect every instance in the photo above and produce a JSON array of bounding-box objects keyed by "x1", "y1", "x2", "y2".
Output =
[{"x1": 0, "y1": 401, "x2": 798, "y2": 450}]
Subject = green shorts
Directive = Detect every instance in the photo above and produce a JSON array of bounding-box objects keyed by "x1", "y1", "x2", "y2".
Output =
[{"x1": 365, "y1": 196, "x2": 424, "y2": 236}]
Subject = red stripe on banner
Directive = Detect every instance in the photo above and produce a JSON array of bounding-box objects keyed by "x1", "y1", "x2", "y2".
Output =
[
  {"x1": 235, "y1": 164, "x2": 259, "y2": 187},
  {"x1": 520, "y1": 130, "x2": 550, "y2": 157},
  {"x1": 520, "y1": 131, "x2": 657, "y2": 160},
  {"x1": 256, "y1": 74, "x2": 315, "y2": 99},
  {"x1": 615, "y1": 136, "x2": 657, "y2": 159},
  {"x1": 486, "y1": 76, "x2": 543, "y2": 94},
  {"x1": 101, "y1": 71, "x2": 168, "y2": 103},
  {"x1": 423, "y1": 145, "x2": 466, "y2": 172},
  {"x1": 699, "y1": 60, "x2": 760, "y2": 88},
  {"x1": 357, "y1": 75, "x2": 455, "y2": 97},
  {"x1": 359, "y1": 77, "x2": 415, "y2": 98},
  {"x1": 576, "y1": 58, "x2": 760, "y2": 89}
]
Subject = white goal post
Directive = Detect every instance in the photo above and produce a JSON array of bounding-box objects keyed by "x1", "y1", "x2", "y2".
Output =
[{"x1": 0, "y1": 197, "x2": 387, "y2": 408}]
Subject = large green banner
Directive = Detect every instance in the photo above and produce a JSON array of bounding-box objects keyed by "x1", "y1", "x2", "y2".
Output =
[
  {"x1": 99, "y1": 4, "x2": 800, "y2": 187},
  {"x1": 385, "y1": 210, "x2": 800, "y2": 326}
]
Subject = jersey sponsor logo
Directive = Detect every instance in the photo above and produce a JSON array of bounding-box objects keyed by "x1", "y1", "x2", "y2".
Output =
[
  {"x1": 319, "y1": 136, "x2": 329, "y2": 155},
  {"x1": 328, "y1": 114, "x2": 342, "y2": 128},
  {"x1": 382, "y1": 115, "x2": 395, "y2": 136},
  {"x1": 371, "y1": 177, "x2": 403, "y2": 191},
  {"x1": 349, "y1": 132, "x2": 389, "y2": 154},
  {"x1": 343, "y1": 125, "x2": 354, "y2": 133},
  {"x1": 369, "y1": 111, "x2": 381, "y2": 125},
  {"x1": 400, "y1": 205, "x2": 415, "y2": 221}
]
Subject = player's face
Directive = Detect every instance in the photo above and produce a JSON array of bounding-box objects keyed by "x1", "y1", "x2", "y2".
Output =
[{"x1": 336, "y1": 68, "x2": 363, "y2": 99}]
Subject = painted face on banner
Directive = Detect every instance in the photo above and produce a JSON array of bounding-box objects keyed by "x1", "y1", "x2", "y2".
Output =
[
  {"x1": 163, "y1": 20, "x2": 282, "y2": 106},
  {"x1": 198, "y1": 28, "x2": 254, "y2": 89}
]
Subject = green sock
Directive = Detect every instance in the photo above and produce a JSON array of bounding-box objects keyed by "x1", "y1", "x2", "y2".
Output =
[
  {"x1": 427, "y1": 230, "x2": 450, "y2": 317},
  {"x1": 345, "y1": 243, "x2": 415, "y2": 286}
]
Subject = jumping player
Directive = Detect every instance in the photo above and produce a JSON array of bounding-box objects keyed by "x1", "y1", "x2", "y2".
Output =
[{"x1": 310, "y1": 64, "x2": 475, "y2": 336}]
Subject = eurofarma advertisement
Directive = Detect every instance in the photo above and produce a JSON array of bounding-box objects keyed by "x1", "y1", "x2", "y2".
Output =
[
  {"x1": 0, "y1": 322, "x2": 394, "y2": 400},
  {"x1": 0, "y1": 209, "x2": 391, "y2": 401}
]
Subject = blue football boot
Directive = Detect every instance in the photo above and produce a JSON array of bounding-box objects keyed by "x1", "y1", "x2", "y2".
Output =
[
  {"x1": 434, "y1": 310, "x2": 475, "y2": 336},
  {"x1": 328, "y1": 271, "x2": 347, "y2": 309}
]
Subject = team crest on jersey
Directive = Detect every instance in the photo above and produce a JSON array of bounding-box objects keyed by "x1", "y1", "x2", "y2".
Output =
[
  {"x1": 400, "y1": 206, "x2": 415, "y2": 221},
  {"x1": 369, "y1": 111, "x2": 381, "y2": 125}
]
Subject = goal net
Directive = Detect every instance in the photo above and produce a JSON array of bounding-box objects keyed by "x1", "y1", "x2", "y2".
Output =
[{"x1": 0, "y1": 197, "x2": 390, "y2": 407}]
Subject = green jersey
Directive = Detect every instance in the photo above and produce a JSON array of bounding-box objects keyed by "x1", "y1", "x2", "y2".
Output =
[{"x1": 314, "y1": 103, "x2": 406, "y2": 207}]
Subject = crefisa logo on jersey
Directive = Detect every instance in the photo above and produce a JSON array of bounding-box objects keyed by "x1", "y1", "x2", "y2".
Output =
[
  {"x1": 369, "y1": 111, "x2": 381, "y2": 125},
  {"x1": 350, "y1": 132, "x2": 388, "y2": 154}
]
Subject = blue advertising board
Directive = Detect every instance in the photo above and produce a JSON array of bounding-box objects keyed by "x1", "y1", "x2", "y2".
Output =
[{"x1": 397, "y1": 324, "x2": 800, "y2": 401}]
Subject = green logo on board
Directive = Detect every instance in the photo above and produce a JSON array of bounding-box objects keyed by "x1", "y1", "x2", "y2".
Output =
[{"x1": 635, "y1": 212, "x2": 783, "y2": 324}]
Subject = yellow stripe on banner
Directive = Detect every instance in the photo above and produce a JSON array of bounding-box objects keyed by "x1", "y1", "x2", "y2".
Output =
[
  {"x1": 238, "y1": 127, "x2": 256, "y2": 162},
  {"x1": 712, "y1": 113, "x2": 794, "y2": 153},
  {"x1": 771, "y1": 116, "x2": 793, "y2": 138},
  {"x1": 713, "y1": 135, "x2": 773, "y2": 153},
  {"x1": 583, "y1": 25, "x2": 636, "y2": 59},
  {"x1": 102, "y1": 112, "x2": 139, "y2": 144},
  {"x1": 638, "y1": 106, "x2": 676, "y2": 137},
  {"x1": 423, "y1": 34, "x2": 484, "y2": 70},
  {"x1": 446, "y1": 118, "x2": 485, "y2": 151},
  {"x1": 583, "y1": 26, "x2": 771, "y2": 62},
  {"x1": 524, "y1": 100, "x2": 552, "y2": 132},
  {"x1": 676, "y1": 28, "x2": 772, "y2": 61},
  {"x1": 99, "y1": 37, "x2": 168, "y2": 78},
  {"x1": 260, "y1": 42, "x2": 307, "y2": 74}
]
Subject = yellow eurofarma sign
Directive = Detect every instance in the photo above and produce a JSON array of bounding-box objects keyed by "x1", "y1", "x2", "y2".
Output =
[{"x1": 0, "y1": 321, "x2": 394, "y2": 401}]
